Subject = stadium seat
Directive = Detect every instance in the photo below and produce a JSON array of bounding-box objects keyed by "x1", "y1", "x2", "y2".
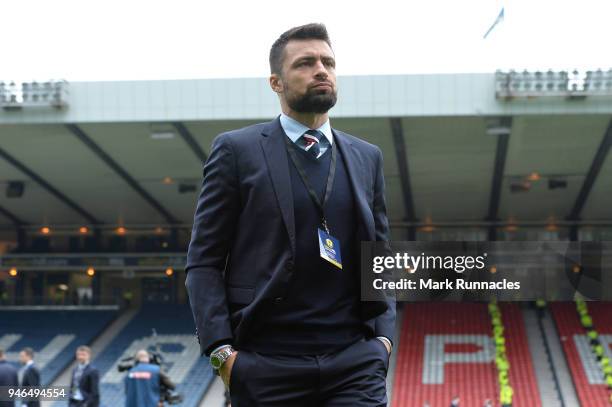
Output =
[
  {"x1": 392, "y1": 303, "x2": 541, "y2": 407},
  {"x1": 500, "y1": 303, "x2": 542, "y2": 407},
  {"x1": 550, "y1": 302, "x2": 612, "y2": 407},
  {"x1": 0, "y1": 309, "x2": 117, "y2": 384},
  {"x1": 91, "y1": 304, "x2": 213, "y2": 407}
]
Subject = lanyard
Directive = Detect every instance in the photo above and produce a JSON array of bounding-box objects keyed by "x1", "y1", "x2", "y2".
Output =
[{"x1": 284, "y1": 135, "x2": 337, "y2": 234}]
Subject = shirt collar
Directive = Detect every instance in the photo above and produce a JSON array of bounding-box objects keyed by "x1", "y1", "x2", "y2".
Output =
[{"x1": 279, "y1": 113, "x2": 333, "y2": 145}]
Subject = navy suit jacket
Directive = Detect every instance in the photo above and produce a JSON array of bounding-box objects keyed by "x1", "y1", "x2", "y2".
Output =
[
  {"x1": 69, "y1": 364, "x2": 100, "y2": 407},
  {"x1": 0, "y1": 360, "x2": 18, "y2": 407},
  {"x1": 186, "y1": 116, "x2": 395, "y2": 356},
  {"x1": 20, "y1": 364, "x2": 40, "y2": 407}
]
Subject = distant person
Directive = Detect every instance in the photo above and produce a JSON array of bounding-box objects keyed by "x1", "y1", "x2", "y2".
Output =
[
  {"x1": 124, "y1": 350, "x2": 174, "y2": 407},
  {"x1": 450, "y1": 395, "x2": 460, "y2": 407},
  {"x1": 68, "y1": 346, "x2": 99, "y2": 407},
  {"x1": 122, "y1": 291, "x2": 133, "y2": 308},
  {"x1": 0, "y1": 348, "x2": 19, "y2": 407},
  {"x1": 18, "y1": 348, "x2": 40, "y2": 407},
  {"x1": 483, "y1": 399, "x2": 493, "y2": 407}
]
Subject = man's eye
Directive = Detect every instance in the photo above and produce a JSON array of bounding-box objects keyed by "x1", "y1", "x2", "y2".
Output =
[{"x1": 322, "y1": 59, "x2": 335, "y2": 67}]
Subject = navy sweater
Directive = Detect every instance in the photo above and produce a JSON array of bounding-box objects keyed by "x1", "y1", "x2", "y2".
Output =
[{"x1": 245, "y1": 141, "x2": 364, "y2": 354}]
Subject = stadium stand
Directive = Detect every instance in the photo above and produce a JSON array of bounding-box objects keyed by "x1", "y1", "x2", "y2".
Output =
[
  {"x1": 0, "y1": 309, "x2": 117, "y2": 384},
  {"x1": 550, "y1": 302, "x2": 612, "y2": 407},
  {"x1": 392, "y1": 303, "x2": 541, "y2": 407},
  {"x1": 91, "y1": 304, "x2": 213, "y2": 407},
  {"x1": 500, "y1": 303, "x2": 542, "y2": 407}
]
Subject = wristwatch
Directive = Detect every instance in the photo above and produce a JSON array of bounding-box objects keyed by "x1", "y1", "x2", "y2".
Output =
[{"x1": 210, "y1": 345, "x2": 234, "y2": 374}]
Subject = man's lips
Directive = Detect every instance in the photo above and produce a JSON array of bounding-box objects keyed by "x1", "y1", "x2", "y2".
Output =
[{"x1": 311, "y1": 82, "x2": 332, "y2": 89}]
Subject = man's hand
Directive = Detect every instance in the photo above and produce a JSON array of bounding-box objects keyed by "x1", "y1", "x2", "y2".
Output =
[{"x1": 220, "y1": 351, "x2": 238, "y2": 389}]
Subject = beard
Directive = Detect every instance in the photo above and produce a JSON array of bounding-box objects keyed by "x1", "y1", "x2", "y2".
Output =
[{"x1": 285, "y1": 84, "x2": 337, "y2": 114}]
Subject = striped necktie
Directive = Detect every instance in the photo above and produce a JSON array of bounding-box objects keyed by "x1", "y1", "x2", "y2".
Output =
[{"x1": 299, "y1": 129, "x2": 325, "y2": 158}]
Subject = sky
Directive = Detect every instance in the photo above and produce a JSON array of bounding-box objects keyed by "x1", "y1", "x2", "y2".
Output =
[{"x1": 3, "y1": 0, "x2": 612, "y2": 82}]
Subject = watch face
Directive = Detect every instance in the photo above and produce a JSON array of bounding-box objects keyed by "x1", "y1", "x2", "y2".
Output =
[{"x1": 210, "y1": 355, "x2": 221, "y2": 369}]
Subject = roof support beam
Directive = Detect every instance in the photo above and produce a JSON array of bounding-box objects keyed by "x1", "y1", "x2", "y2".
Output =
[
  {"x1": 567, "y1": 117, "x2": 612, "y2": 240},
  {"x1": 0, "y1": 204, "x2": 26, "y2": 226},
  {"x1": 172, "y1": 122, "x2": 208, "y2": 163},
  {"x1": 485, "y1": 117, "x2": 512, "y2": 241},
  {"x1": 0, "y1": 204, "x2": 27, "y2": 248},
  {"x1": 390, "y1": 117, "x2": 417, "y2": 240},
  {"x1": 0, "y1": 147, "x2": 101, "y2": 225},
  {"x1": 66, "y1": 124, "x2": 179, "y2": 225}
]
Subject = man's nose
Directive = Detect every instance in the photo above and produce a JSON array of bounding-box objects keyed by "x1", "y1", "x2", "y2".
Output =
[{"x1": 313, "y1": 60, "x2": 329, "y2": 78}]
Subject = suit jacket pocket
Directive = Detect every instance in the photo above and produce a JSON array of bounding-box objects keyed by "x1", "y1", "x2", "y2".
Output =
[
  {"x1": 227, "y1": 286, "x2": 255, "y2": 305},
  {"x1": 229, "y1": 350, "x2": 246, "y2": 395}
]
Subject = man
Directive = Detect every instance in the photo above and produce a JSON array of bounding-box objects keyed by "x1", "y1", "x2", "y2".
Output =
[
  {"x1": 124, "y1": 350, "x2": 175, "y2": 407},
  {"x1": 18, "y1": 348, "x2": 40, "y2": 407},
  {"x1": 186, "y1": 23, "x2": 395, "y2": 406},
  {"x1": 0, "y1": 348, "x2": 19, "y2": 407},
  {"x1": 68, "y1": 346, "x2": 99, "y2": 407}
]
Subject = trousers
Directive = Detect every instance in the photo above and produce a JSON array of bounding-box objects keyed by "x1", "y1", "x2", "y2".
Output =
[{"x1": 229, "y1": 337, "x2": 389, "y2": 407}]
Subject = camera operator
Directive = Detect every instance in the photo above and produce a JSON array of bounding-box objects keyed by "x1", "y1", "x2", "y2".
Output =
[{"x1": 124, "y1": 350, "x2": 175, "y2": 407}]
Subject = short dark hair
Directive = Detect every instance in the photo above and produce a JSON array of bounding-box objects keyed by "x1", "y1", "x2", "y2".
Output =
[
  {"x1": 21, "y1": 347, "x2": 34, "y2": 358},
  {"x1": 77, "y1": 345, "x2": 91, "y2": 354},
  {"x1": 269, "y1": 23, "x2": 332, "y2": 75}
]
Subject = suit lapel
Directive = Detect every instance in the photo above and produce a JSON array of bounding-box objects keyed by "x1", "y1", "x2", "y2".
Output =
[
  {"x1": 260, "y1": 118, "x2": 296, "y2": 255},
  {"x1": 333, "y1": 129, "x2": 375, "y2": 240},
  {"x1": 259, "y1": 119, "x2": 374, "y2": 253}
]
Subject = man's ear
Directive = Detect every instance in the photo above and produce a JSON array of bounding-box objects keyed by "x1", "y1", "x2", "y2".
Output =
[{"x1": 269, "y1": 73, "x2": 284, "y2": 94}]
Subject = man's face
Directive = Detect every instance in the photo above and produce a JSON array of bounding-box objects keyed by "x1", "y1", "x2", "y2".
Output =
[
  {"x1": 18, "y1": 351, "x2": 29, "y2": 365},
  {"x1": 273, "y1": 39, "x2": 337, "y2": 113},
  {"x1": 76, "y1": 349, "x2": 89, "y2": 364}
]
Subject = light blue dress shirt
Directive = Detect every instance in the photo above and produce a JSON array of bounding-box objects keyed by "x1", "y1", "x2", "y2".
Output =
[
  {"x1": 72, "y1": 363, "x2": 87, "y2": 400},
  {"x1": 279, "y1": 113, "x2": 333, "y2": 158}
]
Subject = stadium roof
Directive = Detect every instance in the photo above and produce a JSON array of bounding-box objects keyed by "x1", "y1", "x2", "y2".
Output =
[{"x1": 1, "y1": 74, "x2": 611, "y2": 239}]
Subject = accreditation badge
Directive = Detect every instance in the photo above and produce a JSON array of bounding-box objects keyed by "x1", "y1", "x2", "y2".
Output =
[{"x1": 318, "y1": 228, "x2": 342, "y2": 269}]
